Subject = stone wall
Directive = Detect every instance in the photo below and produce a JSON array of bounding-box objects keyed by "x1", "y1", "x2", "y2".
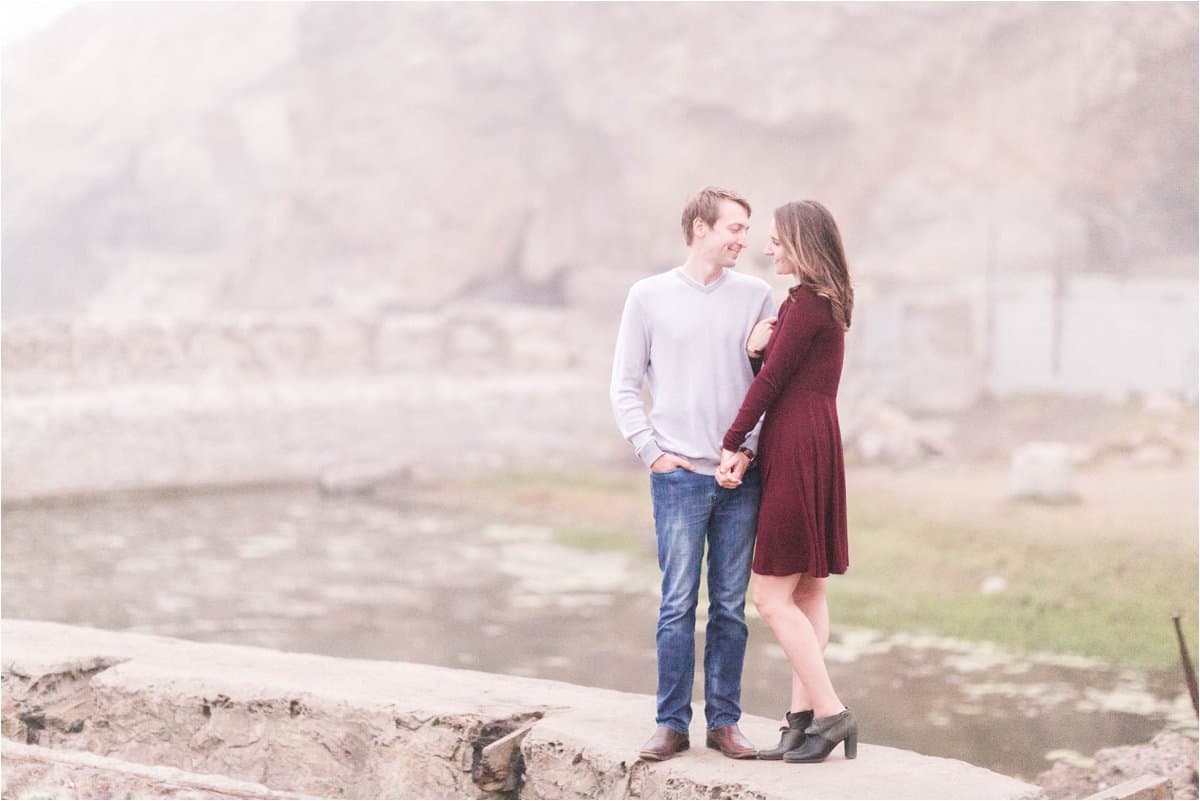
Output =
[
  {"x1": 1, "y1": 306, "x2": 603, "y2": 394},
  {"x1": 1, "y1": 306, "x2": 623, "y2": 501},
  {"x1": 3, "y1": 274, "x2": 1195, "y2": 499},
  {"x1": 1, "y1": 619, "x2": 1041, "y2": 800}
]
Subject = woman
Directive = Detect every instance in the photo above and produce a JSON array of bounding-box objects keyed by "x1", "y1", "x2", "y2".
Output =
[{"x1": 719, "y1": 200, "x2": 857, "y2": 764}]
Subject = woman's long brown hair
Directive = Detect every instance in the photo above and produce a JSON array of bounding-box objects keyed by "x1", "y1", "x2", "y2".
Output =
[{"x1": 774, "y1": 201, "x2": 854, "y2": 330}]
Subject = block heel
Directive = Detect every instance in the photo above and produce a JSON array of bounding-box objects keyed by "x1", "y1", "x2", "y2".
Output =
[
  {"x1": 758, "y1": 710, "x2": 812, "y2": 760},
  {"x1": 783, "y1": 709, "x2": 859, "y2": 764}
]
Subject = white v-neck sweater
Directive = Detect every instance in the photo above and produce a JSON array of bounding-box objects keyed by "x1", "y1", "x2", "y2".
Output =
[{"x1": 610, "y1": 267, "x2": 777, "y2": 476}]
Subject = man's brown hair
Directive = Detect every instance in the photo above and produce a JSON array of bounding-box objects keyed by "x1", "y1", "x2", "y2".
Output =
[{"x1": 681, "y1": 186, "x2": 751, "y2": 246}]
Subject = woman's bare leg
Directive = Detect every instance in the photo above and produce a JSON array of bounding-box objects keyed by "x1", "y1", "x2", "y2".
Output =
[
  {"x1": 753, "y1": 572, "x2": 843, "y2": 719},
  {"x1": 786, "y1": 575, "x2": 829, "y2": 715}
]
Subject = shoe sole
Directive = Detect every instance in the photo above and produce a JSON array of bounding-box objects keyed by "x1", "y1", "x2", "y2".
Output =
[
  {"x1": 705, "y1": 742, "x2": 758, "y2": 759},
  {"x1": 784, "y1": 751, "x2": 855, "y2": 764},
  {"x1": 639, "y1": 743, "x2": 689, "y2": 761}
]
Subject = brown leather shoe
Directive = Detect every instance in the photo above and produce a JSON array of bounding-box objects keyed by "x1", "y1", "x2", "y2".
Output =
[
  {"x1": 639, "y1": 725, "x2": 690, "y2": 761},
  {"x1": 706, "y1": 724, "x2": 757, "y2": 759}
]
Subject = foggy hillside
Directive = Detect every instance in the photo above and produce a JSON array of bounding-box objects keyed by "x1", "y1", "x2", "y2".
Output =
[{"x1": 3, "y1": 2, "x2": 1196, "y2": 320}]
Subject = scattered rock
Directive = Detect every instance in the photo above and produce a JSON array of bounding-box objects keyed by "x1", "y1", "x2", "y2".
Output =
[
  {"x1": 1009, "y1": 442, "x2": 1077, "y2": 502},
  {"x1": 1070, "y1": 443, "x2": 1102, "y2": 467},
  {"x1": 1037, "y1": 731, "x2": 1199, "y2": 800},
  {"x1": 844, "y1": 397, "x2": 956, "y2": 465},
  {"x1": 1046, "y1": 749, "x2": 1098, "y2": 769},
  {"x1": 980, "y1": 575, "x2": 1008, "y2": 595},
  {"x1": 317, "y1": 462, "x2": 413, "y2": 495},
  {"x1": 1084, "y1": 773, "x2": 1174, "y2": 800},
  {"x1": 1085, "y1": 430, "x2": 1185, "y2": 469},
  {"x1": 1131, "y1": 444, "x2": 1178, "y2": 468}
]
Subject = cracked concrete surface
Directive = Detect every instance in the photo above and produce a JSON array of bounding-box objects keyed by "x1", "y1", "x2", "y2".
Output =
[
  {"x1": 2, "y1": 740, "x2": 304, "y2": 800},
  {"x1": 2, "y1": 620, "x2": 1041, "y2": 799}
]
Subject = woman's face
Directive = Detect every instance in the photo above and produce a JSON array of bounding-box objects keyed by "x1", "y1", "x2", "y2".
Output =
[{"x1": 763, "y1": 220, "x2": 792, "y2": 276}]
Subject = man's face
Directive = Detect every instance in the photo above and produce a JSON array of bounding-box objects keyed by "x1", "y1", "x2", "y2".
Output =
[{"x1": 695, "y1": 200, "x2": 749, "y2": 267}]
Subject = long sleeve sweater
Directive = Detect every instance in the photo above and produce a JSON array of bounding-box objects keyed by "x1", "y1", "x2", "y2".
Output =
[{"x1": 610, "y1": 266, "x2": 777, "y2": 476}]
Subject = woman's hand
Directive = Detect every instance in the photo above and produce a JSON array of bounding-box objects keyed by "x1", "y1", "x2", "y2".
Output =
[
  {"x1": 716, "y1": 448, "x2": 746, "y2": 488},
  {"x1": 747, "y1": 316, "x2": 777, "y2": 356}
]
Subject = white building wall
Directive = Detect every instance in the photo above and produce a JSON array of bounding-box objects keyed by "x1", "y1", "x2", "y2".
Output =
[{"x1": 854, "y1": 275, "x2": 1197, "y2": 410}]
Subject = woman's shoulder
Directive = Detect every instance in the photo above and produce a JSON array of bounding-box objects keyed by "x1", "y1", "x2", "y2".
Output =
[
  {"x1": 786, "y1": 285, "x2": 836, "y2": 323},
  {"x1": 787, "y1": 284, "x2": 819, "y2": 302}
]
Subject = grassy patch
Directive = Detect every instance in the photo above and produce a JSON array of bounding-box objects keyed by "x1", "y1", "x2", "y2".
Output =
[
  {"x1": 413, "y1": 467, "x2": 655, "y2": 556},
  {"x1": 418, "y1": 465, "x2": 1198, "y2": 669},
  {"x1": 551, "y1": 525, "x2": 648, "y2": 556},
  {"x1": 457, "y1": 469, "x2": 646, "y2": 496},
  {"x1": 835, "y1": 482, "x2": 1198, "y2": 669}
]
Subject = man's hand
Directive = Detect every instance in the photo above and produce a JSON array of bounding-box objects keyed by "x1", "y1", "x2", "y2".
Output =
[
  {"x1": 746, "y1": 316, "x2": 777, "y2": 356},
  {"x1": 715, "y1": 448, "x2": 750, "y2": 488},
  {"x1": 651, "y1": 453, "x2": 695, "y2": 473}
]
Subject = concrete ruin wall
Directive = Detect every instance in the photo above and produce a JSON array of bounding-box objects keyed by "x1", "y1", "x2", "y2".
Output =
[
  {"x1": 3, "y1": 274, "x2": 1196, "y2": 500},
  {"x1": 855, "y1": 275, "x2": 1199, "y2": 411},
  {"x1": 1, "y1": 620, "x2": 1041, "y2": 800},
  {"x1": 6, "y1": 276, "x2": 1194, "y2": 400},
  {"x1": 0, "y1": 306, "x2": 625, "y2": 501},
  {"x1": 0, "y1": 307, "x2": 607, "y2": 394}
]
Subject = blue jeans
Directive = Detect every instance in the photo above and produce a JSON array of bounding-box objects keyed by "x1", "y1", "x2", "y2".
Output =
[{"x1": 649, "y1": 466, "x2": 759, "y2": 733}]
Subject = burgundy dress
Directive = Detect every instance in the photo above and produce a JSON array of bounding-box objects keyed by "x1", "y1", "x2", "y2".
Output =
[{"x1": 723, "y1": 286, "x2": 848, "y2": 578}]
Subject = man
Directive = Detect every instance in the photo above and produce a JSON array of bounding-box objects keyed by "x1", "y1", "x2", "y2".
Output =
[{"x1": 610, "y1": 186, "x2": 776, "y2": 761}]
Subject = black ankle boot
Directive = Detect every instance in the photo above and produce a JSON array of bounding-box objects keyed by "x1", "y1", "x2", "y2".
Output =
[
  {"x1": 757, "y1": 710, "x2": 813, "y2": 760},
  {"x1": 783, "y1": 708, "x2": 858, "y2": 763}
]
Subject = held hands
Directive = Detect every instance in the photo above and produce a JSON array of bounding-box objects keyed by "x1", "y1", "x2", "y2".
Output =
[
  {"x1": 652, "y1": 451, "x2": 747, "y2": 487},
  {"x1": 746, "y1": 316, "x2": 778, "y2": 357},
  {"x1": 716, "y1": 448, "x2": 750, "y2": 488}
]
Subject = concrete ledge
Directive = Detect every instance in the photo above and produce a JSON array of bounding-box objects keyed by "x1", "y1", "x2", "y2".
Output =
[
  {"x1": 2, "y1": 619, "x2": 1041, "y2": 799},
  {"x1": 1084, "y1": 774, "x2": 1173, "y2": 800},
  {"x1": 1, "y1": 740, "x2": 303, "y2": 800}
]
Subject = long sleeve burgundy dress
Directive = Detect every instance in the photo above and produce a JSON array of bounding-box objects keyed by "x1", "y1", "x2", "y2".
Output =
[{"x1": 722, "y1": 285, "x2": 849, "y2": 578}]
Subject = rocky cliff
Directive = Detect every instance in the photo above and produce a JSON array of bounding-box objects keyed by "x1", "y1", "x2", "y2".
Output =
[{"x1": 3, "y1": 3, "x2": 1196, "y2": 319}]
